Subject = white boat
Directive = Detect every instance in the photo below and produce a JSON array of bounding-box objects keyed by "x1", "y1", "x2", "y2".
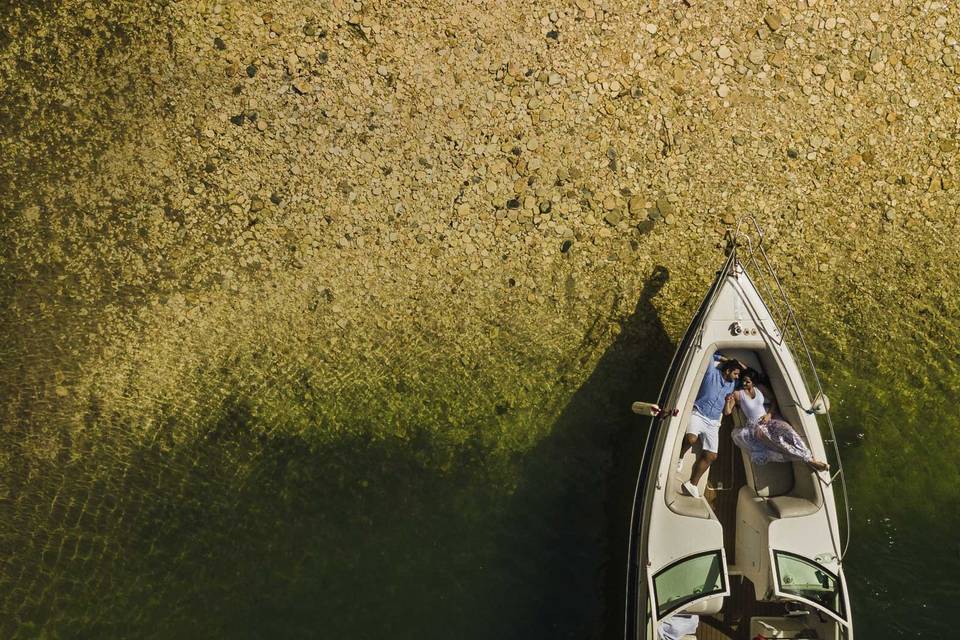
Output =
[{"x1": 625, "y1": 222, "x2": 853, "y2": 640}]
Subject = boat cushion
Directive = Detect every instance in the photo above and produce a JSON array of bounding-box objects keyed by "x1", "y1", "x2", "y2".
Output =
[
  {"x1": 681, "y1": 595, "x2": 724, "y2": 615},
  {"x1": 748, "y1": 458, "x2": 794, "y2": 497},
  {"x1": 667, "y1": 494, "x2": 714, "y2": 520},
  {"x1": 767, "y1": 495, "x2": 819, "y2": 518},
  {"x1": 739, "y1": 445, "x2": 795, "y2": 497}
]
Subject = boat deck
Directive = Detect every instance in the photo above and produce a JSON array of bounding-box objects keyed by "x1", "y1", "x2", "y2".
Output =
[{"x1": 696, "y1": 415, "x2": 789, "y2": 640}]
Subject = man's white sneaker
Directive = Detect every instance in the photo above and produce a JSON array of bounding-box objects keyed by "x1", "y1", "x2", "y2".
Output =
[{"x1": 681, "y1": 481, "x2": 701, "y2": 498}]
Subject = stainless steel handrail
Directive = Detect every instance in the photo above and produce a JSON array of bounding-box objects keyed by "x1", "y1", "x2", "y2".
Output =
[{"x1": 728, "y1": 217, "x2": 852, "y2": 562}]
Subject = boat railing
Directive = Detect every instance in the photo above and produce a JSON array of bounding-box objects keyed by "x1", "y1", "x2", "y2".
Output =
[{"x1": 727, "y1": 217, "x2": 852, "y2": 562}]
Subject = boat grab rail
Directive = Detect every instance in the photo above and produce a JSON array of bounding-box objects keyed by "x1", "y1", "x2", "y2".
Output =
[{"x1": 726, "y1": 217, "x2": 852, "y2": 563}]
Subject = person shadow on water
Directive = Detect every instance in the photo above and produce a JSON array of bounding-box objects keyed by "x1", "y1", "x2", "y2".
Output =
[{"x1": 494, "y1": 266, "x2": 676, "y2": 640}]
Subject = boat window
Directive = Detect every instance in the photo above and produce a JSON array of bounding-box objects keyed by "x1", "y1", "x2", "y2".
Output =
[
  {"x1": 773, "y1": 551, "x2": 846, "y2": 619},
  {"x1": 653, "y1": 551, "x2": 726, "y2": 619}
]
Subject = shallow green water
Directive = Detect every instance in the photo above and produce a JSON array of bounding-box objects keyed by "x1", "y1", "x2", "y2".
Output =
[
  {"x1": 820, "y1": 337, "x2": 960, "y2": 639},
  {"x1": 4, "y1": 267, "x2": 959, "y2": 639}
]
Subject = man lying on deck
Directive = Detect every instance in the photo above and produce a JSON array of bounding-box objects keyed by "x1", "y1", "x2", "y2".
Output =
[{"x1": 678, "y1": 353, "x2": 743, "y2": 498}]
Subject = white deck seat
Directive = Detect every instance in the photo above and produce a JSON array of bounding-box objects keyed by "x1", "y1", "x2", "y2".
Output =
[
  {"x1": 735, "y1": 419, "x2": 820, "y2": 518},
  {"x1": 740, "y1": 444, "x2": 794, "y2": 496},
  {"x1": 726, "y1": 349, "x2": 822, "y2": 519}
]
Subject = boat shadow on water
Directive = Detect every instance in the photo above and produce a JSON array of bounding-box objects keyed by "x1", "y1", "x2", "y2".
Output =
[
  {"x1": 0, "y1": 267, "x2": 677, "y2": 640},
  {"x1": 498, "y1": 266, "x2": 676, "y2": 640}
]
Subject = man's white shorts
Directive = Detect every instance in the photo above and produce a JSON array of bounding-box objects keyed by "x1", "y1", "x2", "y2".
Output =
[{"x1": 685, "y1": 410, "x2": 721, "y2": 454}]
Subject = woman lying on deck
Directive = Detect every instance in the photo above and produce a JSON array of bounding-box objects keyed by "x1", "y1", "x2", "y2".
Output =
[{"x1": 727, "y1": 369, "x2": 830, "y2": 472}]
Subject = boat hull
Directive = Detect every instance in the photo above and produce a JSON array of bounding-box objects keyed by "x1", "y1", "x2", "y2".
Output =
[{"x1": 625, "y1": 256, "x2": 853, "y2": 639}]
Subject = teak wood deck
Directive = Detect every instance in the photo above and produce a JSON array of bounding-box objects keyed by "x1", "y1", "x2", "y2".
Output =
[{"x1": 695, "y1": 415, "x2": 789, "y2": 640}]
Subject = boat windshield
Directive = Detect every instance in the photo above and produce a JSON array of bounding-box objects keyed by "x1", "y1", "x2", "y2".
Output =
[
  {"x1": 652, "y1": 551, "x2": 726, "y2": 619},
  {"x1": 773, "y1": 550, "x2": 846, "y2": 620}
]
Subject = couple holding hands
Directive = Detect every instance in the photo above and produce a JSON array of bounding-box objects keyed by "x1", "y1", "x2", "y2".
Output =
[{"x1": 679, "y1": 353, "x2": 828, "y2": 498}]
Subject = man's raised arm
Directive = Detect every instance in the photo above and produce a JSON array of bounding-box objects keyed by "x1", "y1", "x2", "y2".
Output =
[{"x1": 714, "y1": 353, "x2": 747, "y2": 370}]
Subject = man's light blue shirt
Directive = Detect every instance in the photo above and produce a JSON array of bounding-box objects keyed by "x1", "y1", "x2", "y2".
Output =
[{"x1": 693, "y1": 353, "x2": 736, "y2": 421}]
